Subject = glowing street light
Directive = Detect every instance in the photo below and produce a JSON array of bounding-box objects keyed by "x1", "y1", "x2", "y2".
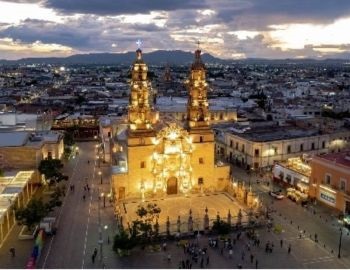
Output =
[{"x1": 98, "y1": 171, "x2": 102, "y2": 184}]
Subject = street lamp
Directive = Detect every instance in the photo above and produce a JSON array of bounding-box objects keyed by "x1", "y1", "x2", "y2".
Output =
[
  {"x1": 338, "y1": 224, "x2": 343, "y2": 258},
  {"x1": 101, "y1": 192, "x2": 106, "y2": 208},
  {"x1": 98, "y1": 171, "x2": 102, "y2": 184}
]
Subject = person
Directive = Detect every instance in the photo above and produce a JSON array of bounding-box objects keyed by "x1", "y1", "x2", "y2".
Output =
[
  {"x1": 163, "y1": 242, "x2": 167, "y2": 251},
  {"x1": 206, "y1": 256, "x2": 209, "y2": 266},
  {"x1": 255, "y1": 259, "x2": 258, "y2": 269},
  {"x1": 229, "y1": 249, "x2": 233, "y2": 258},
  {"x1": 288, "y1": 244, "x2": 291, "y2": 254},
  {"x1": 280, "y1": 239, "x2": 283, "y2": 248},
  {"x1": 314, "y1": 233, "x2": 318, "y2": 242},
  {"x1": 87, "y1": 160, "x2": 90, "y2": 164},
  {"x1": 167, "y1": 253, "x2": 171, "y2": 262},
  {"x1": 9, "y1": 247, "x2": 15, "y2": 257},
  {"x1": 250, "y1": 253, "x2": 254, "y2": 263},
  {"x1": 83, "y1": 194, "x2": 86, "y2": 201}
]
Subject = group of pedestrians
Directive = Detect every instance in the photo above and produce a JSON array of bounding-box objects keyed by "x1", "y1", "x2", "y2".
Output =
[{"x1": 178, "y1": 241, "x2": 210, "y2": 268}]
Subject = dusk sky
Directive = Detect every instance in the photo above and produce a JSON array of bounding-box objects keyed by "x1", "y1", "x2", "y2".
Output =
[{"x1": 1, "y1": 0, "x2": 350, "y2": 60}]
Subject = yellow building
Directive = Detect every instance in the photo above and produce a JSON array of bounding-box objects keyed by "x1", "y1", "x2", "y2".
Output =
[{"x1": 112, "y1": 48, "x2": 230, "y2": 201}]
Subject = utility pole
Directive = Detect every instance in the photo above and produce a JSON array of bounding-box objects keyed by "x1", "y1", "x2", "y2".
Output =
[
  {"x1": 338, "y1": 226, "x2": 343, "y2": 258},
  {"x1": 98, "y1": 188, "x2": 103, "y2": 263}
]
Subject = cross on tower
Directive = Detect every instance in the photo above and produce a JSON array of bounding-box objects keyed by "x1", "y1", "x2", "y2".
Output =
[
  {"x1": 136, "y1": 39, "x2": 142, "y2": 49},
  {"x1": 196, "y1": 40, "x2": 201, "y2": 49}
]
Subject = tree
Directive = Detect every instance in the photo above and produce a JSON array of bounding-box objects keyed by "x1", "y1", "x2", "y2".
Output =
[
  {"x1": 38, "y1": 159, "x2": 65, "y2": 186},
  {"x1": 212, "y1": 220, "x2": 231, "y2": 235},
  {"x1": 113, "y1": 228, "x2": 137, "y2": 253},
  {"x1": 131, "y1": 203, "x2": 161, "y2": 240},
  {"x1": 15, "y1": 187, "x2": 65, "y2": 231},
  {"x1": 63, "y1": 130, "x2": 75, "y2": 146},
  {"x1": 15, "y1": 198, "x2": 48, "y2": 231}
]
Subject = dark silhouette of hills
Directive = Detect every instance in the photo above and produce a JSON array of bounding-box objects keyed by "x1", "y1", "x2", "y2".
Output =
[
  {"x1": 0, "y1": 50, "x2": 348, "y2": 65},
  {"x1": 0, "y1": 50, "x2": 222, "y2": 65}
]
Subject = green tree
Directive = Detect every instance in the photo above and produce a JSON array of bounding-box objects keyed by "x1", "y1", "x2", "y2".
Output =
[
  {"x1": 38, "y1": 159, "x2": 66, "y2": 186},
  {"x1": 15, "y1": 187, "x2": 65, "y2": 230},
  {"x1": 131, "y1": 203, "x2": 161, "y2": 240},
  {"x1": 113, "y1": 228, "x2": 137, "y2": 253},
  {"x1": 212, "y1": 220, "x2": 231, "y2": 235},
  {"x1": 15, "y1": 198, "x2": 48, "y2": 231}
]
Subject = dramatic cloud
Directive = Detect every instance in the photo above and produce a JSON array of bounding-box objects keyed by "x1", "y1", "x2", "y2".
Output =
[
  {"x1": 0, "y1": 0, "x2": 350, "y2": 59},
  {"x1": 44, "y1": 0, "x2": 207, "y2": 16}
]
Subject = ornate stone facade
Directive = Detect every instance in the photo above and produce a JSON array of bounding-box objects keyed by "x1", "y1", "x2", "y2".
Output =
[{"x1": 112, "y1": 49, "x2": 230, "y2": 201}]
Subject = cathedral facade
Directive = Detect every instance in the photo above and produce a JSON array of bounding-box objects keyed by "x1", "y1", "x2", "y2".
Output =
[{"x1": 111, "y1": 48, "x2": 230, "y2": 201}]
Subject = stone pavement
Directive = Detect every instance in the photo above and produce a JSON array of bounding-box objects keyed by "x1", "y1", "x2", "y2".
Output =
[{"x1": 0, "y1": 224, "x2": 35, "y2": 269}]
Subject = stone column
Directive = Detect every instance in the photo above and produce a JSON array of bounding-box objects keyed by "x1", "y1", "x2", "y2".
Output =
[
  {"x1": 177, "y1": 216, "x2": 181, "y2": 233},
  {"x1": 203, "y1": 207, "x2": 209, "y2": 233},
  {"x1": 237, "y1": 208, "x2": 242, "y2": 227},
  {"x1": 166, "y1": 216, "x2": 170, "y2": 236},
  {"x1": 227, "y1": 210, "x2": 232, "y2": 227},
  {"x1": 188, "y1": 209, "x2": 193, "y2": 233}
]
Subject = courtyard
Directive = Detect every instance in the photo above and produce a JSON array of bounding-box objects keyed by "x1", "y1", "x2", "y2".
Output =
[{"x1": 121, "y1": 192, "x2": 250, "y2": 233}]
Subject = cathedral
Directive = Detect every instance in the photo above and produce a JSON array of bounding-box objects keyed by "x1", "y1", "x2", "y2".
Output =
[{"x1": 111, "y1": 47, "x2": 230, "y2": 201}]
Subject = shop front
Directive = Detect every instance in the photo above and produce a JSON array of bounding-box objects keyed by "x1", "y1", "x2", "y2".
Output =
[{"x1": 318, "y1": 185, "x2": 337, "y2": 207}]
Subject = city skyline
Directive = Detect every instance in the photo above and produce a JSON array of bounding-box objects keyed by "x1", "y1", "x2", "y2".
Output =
[{"x1": 0, "y1": 0, "x2": 350, "y2": 60}]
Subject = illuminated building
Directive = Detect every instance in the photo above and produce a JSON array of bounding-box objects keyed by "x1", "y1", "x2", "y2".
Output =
[
  {"x1": 112, "y1": 48, "x2": 230, "y2": 200},
  {"x1": 309, "y1": 151, "x2": 350, "y2": 214}
]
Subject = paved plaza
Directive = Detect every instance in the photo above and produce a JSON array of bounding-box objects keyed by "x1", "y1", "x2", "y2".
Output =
[{"x1": 122, "y1": 193, "x2": 249, "y2": 233}]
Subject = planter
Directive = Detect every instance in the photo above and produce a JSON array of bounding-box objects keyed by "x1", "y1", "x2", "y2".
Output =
[{"x1": 18, "y1": 225, "x2": 38, "y2": 240}]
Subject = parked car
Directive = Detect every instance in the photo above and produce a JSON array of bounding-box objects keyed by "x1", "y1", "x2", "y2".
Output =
[{"x1": 269, "y1": 190, "x2": 284, "y2": 200}]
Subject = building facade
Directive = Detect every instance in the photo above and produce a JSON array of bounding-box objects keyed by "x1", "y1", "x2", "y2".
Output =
[
  {"x1": 216, "y1": 125, "x2": 350, "y2": 170},
  {"x1": 309, "y1": 152, "x2": 350, "y2": 214},
  {"x1": 111, "y1": 49, "x2": 230, "y2": 201}
]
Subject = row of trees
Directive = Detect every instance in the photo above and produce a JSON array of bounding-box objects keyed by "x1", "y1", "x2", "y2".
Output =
[
  {"x1": 15, "y1": 186, "x2": 65, "y2": 231},
  {"x1": 113, "y1": 204, "x2": 246, "y2": 254},
  {"x1": 113, "y1": 203, "x2": 161, "y2": 253}
]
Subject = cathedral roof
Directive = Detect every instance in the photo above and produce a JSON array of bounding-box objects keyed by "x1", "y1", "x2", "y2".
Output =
[{"x1": 191, "y1": 49, "x2": 205, "y2": 70}]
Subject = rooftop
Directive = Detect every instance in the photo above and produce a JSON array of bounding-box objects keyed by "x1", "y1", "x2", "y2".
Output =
[
  {"x1": 0, "y1": 132, "x2": 29, "y2": 147},
  {"x1": 316, "y1": 151, "x2": 350, "y2": 168},
  {"x1": 227, "y1": 125, "x2": 322, "y2": 142}
]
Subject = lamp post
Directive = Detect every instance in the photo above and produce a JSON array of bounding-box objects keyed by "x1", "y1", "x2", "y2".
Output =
[
  {"x1": 101, "y1": 192, "x2": 106, "y2": 208},
  {"x1": 98, "y1": 171, "x2": 102, "y2": 184},
  {"x1": 97, "y1": 188, "x2": 103, "y2": 263},
  {"x1": 338, "y1": 225, "x2": 343, "y2": 258}
]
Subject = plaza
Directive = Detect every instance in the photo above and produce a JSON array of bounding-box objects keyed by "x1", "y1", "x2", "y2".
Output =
[{"x1": 121, "y1": 193, "x2": 250, "y2": 233}]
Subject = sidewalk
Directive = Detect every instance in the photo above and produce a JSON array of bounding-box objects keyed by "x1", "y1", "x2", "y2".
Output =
[{"x1": 0, "y1": 224, "x2": 35, "y2": 269}]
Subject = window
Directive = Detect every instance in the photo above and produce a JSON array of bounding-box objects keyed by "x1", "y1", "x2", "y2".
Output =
[
  {"x1": 340, "y1": 179, "x2": 346, "y2": 191},
  {"x1": 300, "y1": 144, "x2": 304, "y2": 152},
  {"x1": 254, "y1": 149, "x2": 259, "y2": 157},
  {"x1": 108, "y1": 132, "x2": 111, "y2": 138},
  {"x1": 287, "y1": 145, "x2": 291, "y2": 154},
  {"x1": 47, "y1": 151, "x2": 52, "y2": 159},
  {"x1": 322, "y1": 141, "x2": 325, "y2": 149},
  {"x1": 198, "y1": 177, "x2": 204, "y2": 185},
  {"x1": 200, "y1": 136, "x2": 203, "y2": 143},
  {"x1": 325, "y1": 174, "x2": 331, "y2": 185},
  {"x1": 199, "y1": 157, "x2": 204, "y2": 164},
  {"x1": 311, "y1": 142, "x2": 315, "y2": 150},
  {"x1": 274, "y1": 147, "x2": 278, "y2": 155},
  {"x1": 140, "y1": 161, "x2": 146, "y2": 168},
  {"x1": 242, "y1": 144, "x2": 245, "y2": 153},
  {"x1": 230, "y1": 140, "x2": 233, "y2": 147}
]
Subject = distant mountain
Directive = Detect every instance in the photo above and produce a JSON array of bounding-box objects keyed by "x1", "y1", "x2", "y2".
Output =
[
  {"x1": 0, "y1": 50, "x2": 225, "y2": 65},
  {"x1": 0, "y1": 50, "x2": 349, "y2": 66}
]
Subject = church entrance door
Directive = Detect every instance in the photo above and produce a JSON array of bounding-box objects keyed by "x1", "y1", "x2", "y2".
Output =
[{"x1": 167, "y1": 177, "x2": 178, "y2": 195}]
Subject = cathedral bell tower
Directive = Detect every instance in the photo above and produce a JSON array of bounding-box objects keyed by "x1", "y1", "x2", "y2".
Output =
[
  {"x1": 128, "y1": 48, "x2": 157, "y2": 133},
  {"x1": 186, "y1": 49, "x2": 210, "y2": 130}
]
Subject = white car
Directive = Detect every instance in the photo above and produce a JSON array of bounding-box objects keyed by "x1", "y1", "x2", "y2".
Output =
[{"x1": 269, "y1": 191, "x2": 284, "y2": 200}]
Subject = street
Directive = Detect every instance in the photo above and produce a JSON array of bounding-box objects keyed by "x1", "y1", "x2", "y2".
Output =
[
  {"x1": 231, "y1": 165, "x2": 350, "y2": 268},
  {"x1": 38, "y1": 142, "x2": 117, "y2": 269}
]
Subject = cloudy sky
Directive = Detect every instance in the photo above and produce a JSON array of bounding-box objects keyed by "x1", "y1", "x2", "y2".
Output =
[{"x1": 1, "y1": 0, "x2": 350, "y2": 60}]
